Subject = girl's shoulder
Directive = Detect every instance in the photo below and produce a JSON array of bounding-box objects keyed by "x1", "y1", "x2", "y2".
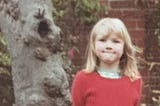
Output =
[
  {"x1": 73, "y1": 69, "x2": 96, "y2": 80},
  {"x1": 125, "y1": 70, "x2": 142, "y2": 82},
  {"x1": 74, "y1": 69, "x2": 94, "y2": 77},
  {"x1": 72, "y1": 70, "x2": 95, "y2": 87},
  {"x1": 133, "y1": 76, "x2": 142, "y2": 85},
  {"x1": 125, "y1": 75, "x2": 142, "y2": 88},
  {"x1": 126, "y1": 75, "x2": 142, "y2": 82}
]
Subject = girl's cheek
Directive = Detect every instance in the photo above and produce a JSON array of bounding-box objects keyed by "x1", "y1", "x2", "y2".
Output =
[
  {"x1": 115, "y1": 46, "x2": 124, "y2": 56},
  {"x1": 95, "y1": 42, "x2": 105, "y2": 51},
  {"x1": 94, "y1": 50, "x2": 100, "y2": 57}
]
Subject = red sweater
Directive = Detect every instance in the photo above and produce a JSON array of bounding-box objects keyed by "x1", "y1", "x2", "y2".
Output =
[{"x1": 71, "y1": 70, "x2": 142, "y2": 106}]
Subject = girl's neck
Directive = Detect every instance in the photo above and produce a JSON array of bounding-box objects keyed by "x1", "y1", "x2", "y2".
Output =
[
  {"x1": 99, "y1": 61, "x2": 120, "y2": 73},
  {"x1": 96, "y1": 66, "x2": 121, "y2": 79},
  {"x1": 97, "y1": 67, "x2": 120, "y2": 73}
]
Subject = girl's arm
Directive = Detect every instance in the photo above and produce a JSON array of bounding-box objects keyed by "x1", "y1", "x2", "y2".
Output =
[{"x1": 71, "y1": 71, "x2": 86, "y2": 106}]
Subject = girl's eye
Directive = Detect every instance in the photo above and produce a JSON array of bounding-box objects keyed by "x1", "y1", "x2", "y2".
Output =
[
  {"x1": 112, "y1": 40, "x2": 120, "y2": 43},
  {"x1": 99, "y1": 39, "x2": 106, "y2": 42}
]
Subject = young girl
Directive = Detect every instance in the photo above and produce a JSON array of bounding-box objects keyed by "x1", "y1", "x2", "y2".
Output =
[{"x1": 71, "y1": 17, "x2": 142, "y2": 106}]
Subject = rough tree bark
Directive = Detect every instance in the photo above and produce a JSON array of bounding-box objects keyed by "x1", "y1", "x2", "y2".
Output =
[{"x1": 0, "y1": 0, "x2": 71, "y2": 106}]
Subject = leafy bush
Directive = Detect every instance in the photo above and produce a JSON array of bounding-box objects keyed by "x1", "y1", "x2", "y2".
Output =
[
  {"x1": 0, "y1": 32, "x2": 13, "y2": 106},
  {"x1": 52, "y1": 0, "x2": 107, "y2": 44},
  {"x1": 0, "y1": 32, "x2": 11, "y2": 71}
]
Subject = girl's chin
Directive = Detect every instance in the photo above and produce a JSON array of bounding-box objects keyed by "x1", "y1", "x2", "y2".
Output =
[
  {"x1": 102, "y1": 53, "x2": 114, "y2": 58},
  {"x1": 102, "y1": 58, "x2": 119, "y2": 64},
  {"x1": 100, "y1": 54, "x2": 114, "y2": 60},
  {"x1": 102, "y1": 59, "x2": 115, "y2": 64}
]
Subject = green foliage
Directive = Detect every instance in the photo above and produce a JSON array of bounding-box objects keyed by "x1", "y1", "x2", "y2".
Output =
[
  {"x1": 0, "y1": 33, "x2": 11, "y2": 67},
  {"x1": 52, "y1": 0, "x2": 106, "y2": 27},
  {"x1": 0, "y1": 31, "x2": 13, "y2": 105},
  {"x1": 51, "y1": 0, "x2": 107, "y2": 51},
  {"x1": 0, "y1": 52, "x2": 11, "y2": 66},
  {"x1": 52, "y1": 0, "x2": 107, "y2": 35}
]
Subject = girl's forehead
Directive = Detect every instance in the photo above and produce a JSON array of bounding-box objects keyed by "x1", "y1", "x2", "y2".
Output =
[
  {"x1": 96, "y1": 31, "x2": 123, "y2": 39},
  {"x1": 95, "y1": 24, "x2": 121, "y2": 34}
]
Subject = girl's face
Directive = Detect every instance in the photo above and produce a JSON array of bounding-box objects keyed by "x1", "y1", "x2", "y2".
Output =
[{"x1": 94, "y1": 33, "x2": 124, "y2": 66}]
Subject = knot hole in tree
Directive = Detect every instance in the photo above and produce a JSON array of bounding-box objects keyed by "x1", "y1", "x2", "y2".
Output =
[{"x1": 38, "y1": 20, "x2": 51, "y2": 38}]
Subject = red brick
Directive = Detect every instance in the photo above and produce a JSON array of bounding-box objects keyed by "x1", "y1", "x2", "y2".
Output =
[
  {"x1": 130, "y1": 29, "x2": 145, "y2": 39},
  {"x1": 99, "y1": 0, "x2": 107, "y2": 2},
  {"x1": 108, "y1": 9, "x2": 145, "y2": 20},
  {"x1": 99, "y1": 0, "x2": 107, "y2": 5},
  {"x1": 122, "y1": 19, "x2": 145, "y2": 30},
  {"x1": 130, "y1": 29, "x2": 146, "y2": 47},
  {"x1": 122, "y1": 10, "x2": 144, "y2": 19},
  {"x1": 123, "y1": 19, "x2": 137, "y2": 30},
  {"x1": 136, "y1": 19, "x2": 145, "y2": 29},
  {"x1": 109, "y1": 1, "x2": 135, "y2": 9},
  {"x1": 108, "y1": 10, "x2": 123, "y2": 18}
]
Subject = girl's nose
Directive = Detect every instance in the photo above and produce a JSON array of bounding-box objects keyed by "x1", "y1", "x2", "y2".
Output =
[
  {"x1": 106, "y1": 46, "x2": 112, "y2": 50},
  {"x1": 105, "y1": 41, "x2": 112, "y2": 50}
]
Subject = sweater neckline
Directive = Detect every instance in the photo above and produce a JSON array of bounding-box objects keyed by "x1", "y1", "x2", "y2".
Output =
[
  {"x1": 94, "y1": 71, "x2": 128, "y2": 81},
  {"x1": 96, "y1": 67, "x2": 121, "y2": 79}
]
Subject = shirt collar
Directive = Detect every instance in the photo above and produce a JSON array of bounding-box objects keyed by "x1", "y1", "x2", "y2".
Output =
[{"x1": 96, "y1": 67, "x2": 121, "y2": 79}]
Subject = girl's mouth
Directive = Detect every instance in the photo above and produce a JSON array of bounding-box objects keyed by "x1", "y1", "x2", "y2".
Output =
[{"x1": 102, "y1": 50, "x2": 114, "y2": 53}]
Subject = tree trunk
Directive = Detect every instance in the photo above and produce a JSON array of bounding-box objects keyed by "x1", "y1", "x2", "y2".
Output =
[{"x1": 0, "y1": 0, "x2": 71, "y2": 106}]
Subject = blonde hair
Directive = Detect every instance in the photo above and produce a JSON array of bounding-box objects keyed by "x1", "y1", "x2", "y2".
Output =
[{"x1": 85, "y1": 17, "x2": 141, "y2": 79}]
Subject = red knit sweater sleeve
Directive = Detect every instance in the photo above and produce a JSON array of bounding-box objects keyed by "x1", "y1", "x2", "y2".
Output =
[{"x1": 71, "y1": 71, "x2": 86, "y2": 106}]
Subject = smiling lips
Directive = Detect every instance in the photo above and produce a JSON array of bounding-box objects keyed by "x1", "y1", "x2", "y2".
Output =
[{"x1": 102, "y1": 50, "x2": 115, "y2": 54}]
